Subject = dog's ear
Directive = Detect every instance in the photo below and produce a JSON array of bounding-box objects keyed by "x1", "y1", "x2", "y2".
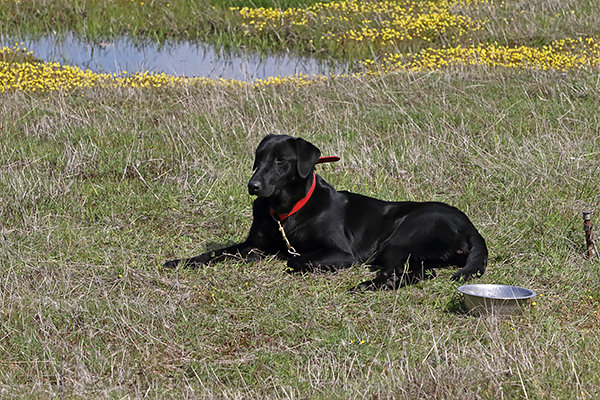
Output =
[{"x1": 295, "y1": 137, "x2": 321, "y2": 178}]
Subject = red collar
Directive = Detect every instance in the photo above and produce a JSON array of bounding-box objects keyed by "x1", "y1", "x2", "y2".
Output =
[{"x1": 270, "y1": 172, "x2": 316, "y2": 221}]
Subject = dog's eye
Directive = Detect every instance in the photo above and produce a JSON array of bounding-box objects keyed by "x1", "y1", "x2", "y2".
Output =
[{"x1": 274, "y1": 157, "x2": 284, "y2": 165}]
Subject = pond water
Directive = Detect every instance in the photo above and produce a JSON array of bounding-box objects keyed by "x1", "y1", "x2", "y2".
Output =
[{"x1": 2, "y1": 33, "x2": 346, "y2": 81}]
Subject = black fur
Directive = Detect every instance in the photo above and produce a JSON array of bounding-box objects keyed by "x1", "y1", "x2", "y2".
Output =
[{"x1": 164, "y1": 134, "x2": 488, "y2": 291}]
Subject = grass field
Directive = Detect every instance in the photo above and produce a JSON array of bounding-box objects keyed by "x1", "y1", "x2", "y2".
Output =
[{"x1": 2, "y1": 0, "x2": 600, "y2": 398}]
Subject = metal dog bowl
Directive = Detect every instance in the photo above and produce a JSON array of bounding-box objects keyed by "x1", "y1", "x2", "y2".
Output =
[{"x1": 458, "y1": 284, "x2": 537, "y2": 316}]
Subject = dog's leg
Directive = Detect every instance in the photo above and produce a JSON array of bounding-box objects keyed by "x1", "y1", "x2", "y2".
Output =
[
  {"x1": 163, "y1": 241, "x2": 262, "y2": 269},
  {"x1": 286, "y1": 250, "x2": 356, "y2": 273},
  {"x1": 450, "y1": 233, "x2": 488, "y2": 281},
  {"x1": 164, "y1": 196, "x2": 280, "y2": 270}
]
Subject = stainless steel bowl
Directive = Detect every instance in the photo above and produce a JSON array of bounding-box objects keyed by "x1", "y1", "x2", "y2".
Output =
[{"x1": 457, "y1": 284, "x2": 537, "y2": 316}]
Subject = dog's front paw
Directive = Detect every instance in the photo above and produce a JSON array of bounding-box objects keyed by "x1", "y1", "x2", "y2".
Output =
[
  {"x1": 163, "y1": 259, "x2": 180, "y2": 269},
  {"x1": 163, "y1": 257, "x2": 204, "y2": 270}
]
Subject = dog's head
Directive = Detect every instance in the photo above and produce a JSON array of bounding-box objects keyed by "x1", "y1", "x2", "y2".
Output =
[{"x1": 248, "y1": 134, "x2": 321, "y2": 197}]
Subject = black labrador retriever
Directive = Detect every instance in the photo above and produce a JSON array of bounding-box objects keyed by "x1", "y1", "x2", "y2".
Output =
[{"x1": 164, "y1": 134, "x2": 488, "y2": 290}]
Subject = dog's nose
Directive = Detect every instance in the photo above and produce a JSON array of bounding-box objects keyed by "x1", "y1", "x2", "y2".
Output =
[{"x1": 248, "y1": 181, "x2": 261, "y2": 195}]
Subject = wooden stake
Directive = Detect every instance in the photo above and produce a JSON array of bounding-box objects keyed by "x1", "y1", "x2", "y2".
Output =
[{"x1": 583, "y1": 211, "x2": 595, "y2": 259}]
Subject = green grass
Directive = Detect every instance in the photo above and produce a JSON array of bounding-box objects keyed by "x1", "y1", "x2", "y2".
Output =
[{"x1": 1, "y1": 70, "x2": 600, "y2": 398}]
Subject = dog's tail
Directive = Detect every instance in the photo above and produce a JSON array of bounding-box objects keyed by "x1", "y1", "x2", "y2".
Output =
[{"x1": 451, "y1": 231, "x2": 488, "y2": 281}]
